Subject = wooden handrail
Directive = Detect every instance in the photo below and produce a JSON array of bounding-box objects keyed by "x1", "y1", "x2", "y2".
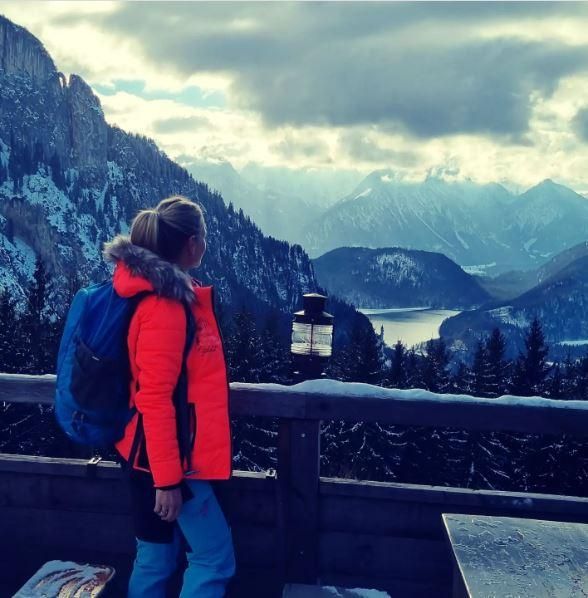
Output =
[
  {"x1": 4, "y1": 372, "x2": 588, "y2": 585},
  {"x1": 2, "y1": 372, "x2": 588, "y2": 437}
]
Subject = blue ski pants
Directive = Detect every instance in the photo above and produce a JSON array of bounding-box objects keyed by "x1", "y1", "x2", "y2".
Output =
[{"x1": 127, "y1": 479, "x2": 236, "y2": 597}]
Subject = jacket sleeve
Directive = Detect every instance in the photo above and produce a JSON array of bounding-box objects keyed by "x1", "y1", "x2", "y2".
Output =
[{"x1": 134, "y1": 295, "x2": 186, "y2": 488}]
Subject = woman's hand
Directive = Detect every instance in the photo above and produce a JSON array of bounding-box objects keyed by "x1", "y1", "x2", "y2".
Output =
[{"x1": 154, "y1": 488, "x2": 183, "y2": 522}]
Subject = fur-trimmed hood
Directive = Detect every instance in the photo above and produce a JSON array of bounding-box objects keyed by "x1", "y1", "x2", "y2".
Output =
[{"x1": 102, "y1": 234, "x2": 196, "y2": 304}]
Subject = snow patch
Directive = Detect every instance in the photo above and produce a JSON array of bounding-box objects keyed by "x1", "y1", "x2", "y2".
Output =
[
  {"x1": 354, "y1": 187, "x2": 372, "y2": 199},
  {"x1": 0, "y1": 234, "x2": 37, "y2": 280},
  {"x1": 322, "y1": 587, "x2": 390, "y2": 597},
  {"x1": 558, "y1": 340, "x2": 588, "y2": 346},
  {"x1": 488, "y1": 306, "x2": 529, "y2": 328},
  {"x1": 462, "y1": 263, "x2": 496, "y2": 276},
  {"x1": 0, "y1": 137, "x2": 9, "y2": 168},
  {"x1": 455, "y1": 230, "x2": 470, "y2": 250},
  {"x1": 21, "y1": 173, "x2": 74, "y2": 233},
  {"x1": 107, "y1": 160, "x2": 124, "y2": 186}
]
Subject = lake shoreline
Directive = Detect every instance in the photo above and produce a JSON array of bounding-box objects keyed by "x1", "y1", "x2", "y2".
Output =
[{"x1": 359, "y1": 306, "x2": 462, "y2": 348}]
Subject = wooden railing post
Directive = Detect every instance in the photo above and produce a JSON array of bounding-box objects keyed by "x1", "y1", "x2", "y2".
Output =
[{"x1": 277, "y1": 416, "x2": 321, "y2": 584}]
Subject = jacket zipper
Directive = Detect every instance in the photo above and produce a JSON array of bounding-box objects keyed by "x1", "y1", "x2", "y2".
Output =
[{"x1": 210, "y1": 284, "x2": 234, "y2": 479}]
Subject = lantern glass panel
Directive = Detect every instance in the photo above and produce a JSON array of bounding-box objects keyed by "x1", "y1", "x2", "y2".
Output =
[
  {"x1": 309, "y1": 324, "x2": 333, "y2": 357},
  {"x1": 291, "y1": 322, "x2": 333, "y2": 357},
  {"x1": 291, "y1": 321, "x2": 313, "y2": 355}
]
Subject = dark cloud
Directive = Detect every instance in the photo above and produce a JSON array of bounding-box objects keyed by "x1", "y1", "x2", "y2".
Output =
[
  {"x1": 235, "y1": 38, "x2": 587, "y2": 139},
  {"x1": 82, "y1": 3, "x2": 588, "y2": 139},
  {"x1": 152, "y1": 115, "x2": 210, "y2": 134},
  {"x1": 573, "y1": 107, "x2": 588, "y2": 142}
]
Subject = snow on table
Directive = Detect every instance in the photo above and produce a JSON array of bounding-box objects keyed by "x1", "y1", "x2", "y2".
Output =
[
  {"x1": 282, "y1": 583, "x2": 390, "y2": 597},
  {"x1": 13, "y1": 559, "x2": 115, "y2": 597},
  {"x1": 443, "y1": 514, "x2": 588, "y2": 598}
]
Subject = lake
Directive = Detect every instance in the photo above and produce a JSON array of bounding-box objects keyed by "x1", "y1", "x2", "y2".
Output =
[{"x1": 357, "y1": 307, "x2": 461, "y2": 348}]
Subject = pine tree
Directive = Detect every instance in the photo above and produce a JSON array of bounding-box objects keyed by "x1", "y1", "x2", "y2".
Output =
[
  {"x1": 224, "y1": 307, "x2": 276, "y2": 472},
  {"x1": 450, "y1": 361, "x2": 469, "y2": 394},
  {"x1": 258, "y1": 312, "x2": 290, "y2": 384},
  {"x1": 387, "y1": 339, "x2": 407, "y2": 389},
  {"x1": 547, "y1": 363, "x2": 564, "y2": 399},
  {"x1": 18, "y1": 258, "x2": 53, "y2": 374},
  {"x1": 349, "y1": 318, "x2": 384, "y2": 384},
  {"x1": 510, "y1": 317, "x2": 550, "y2": 396},
  {"x1": 225, "y1": 306, "x2": 264, "y2": 383},
  {"x1": 486, "y1": 328, "x2": 508, "y2": 397},
  {"x1": 422, "y1": 338, "x2": 450, "y2": 393},
  {"x1": 469, "y1": 340, "x2": 491, "y2": 397},
  {"x1": 0, "y1": 291, "x2": 20, "y2": 373},
  {"x1": 405, "y1": 348, "x2": 424, "y2": 389},
  {"x1": 524, "y1": 317, "x2": 550, "y2": 395},
  {"x1": 321, "y1": 317, "x2": 396, "y2": 481}
]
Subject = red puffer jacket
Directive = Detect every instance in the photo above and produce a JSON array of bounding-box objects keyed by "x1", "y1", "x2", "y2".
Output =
[{"x1": 102, "y1": 234, "x2": 233, "y2": 488}]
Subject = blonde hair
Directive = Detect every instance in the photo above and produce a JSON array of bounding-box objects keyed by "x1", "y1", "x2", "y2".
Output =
[{"x1": 130, "y1": 195, "x2": 206, "y2": 262}]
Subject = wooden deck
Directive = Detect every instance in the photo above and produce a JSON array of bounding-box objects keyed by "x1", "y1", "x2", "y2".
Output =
[{"x1": 2, "y1": 374, "x2": 588, "y2": 597}]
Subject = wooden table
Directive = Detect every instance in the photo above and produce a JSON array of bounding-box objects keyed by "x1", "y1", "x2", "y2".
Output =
[{"x1": 443, "y1": 514, "x2": 588, "y2": 598}]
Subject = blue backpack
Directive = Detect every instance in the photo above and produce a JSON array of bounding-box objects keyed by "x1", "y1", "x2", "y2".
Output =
[{"x1": 55, "y1": 279, "x2": 195, "y2": 451}]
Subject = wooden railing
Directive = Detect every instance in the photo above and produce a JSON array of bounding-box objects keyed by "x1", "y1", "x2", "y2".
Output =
[{"x1": 2, "y1": 373, "x2": 588, "y2": 597}]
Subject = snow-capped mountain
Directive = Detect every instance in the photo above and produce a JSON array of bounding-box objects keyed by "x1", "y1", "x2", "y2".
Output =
[
  {"x1": 181, "y1": 157, "x2": 323, "y2": 245},
  {"x1": 0, "y1": 16, "x2": 317, "y2": 320},
  {"x1": 303, "y1": 170, "x2": 588, "y2": 275},
  {"x1": 312, "y1": 246, "x2": 491, "y2": 309},
  {"x1": 506, "y1": 179, "x2": 588, "y2": 259}
]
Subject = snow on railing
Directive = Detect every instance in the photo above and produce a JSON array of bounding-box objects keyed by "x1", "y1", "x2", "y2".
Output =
[{"x1": 2, "y1": 372, "x2": 588, "y2": 437}]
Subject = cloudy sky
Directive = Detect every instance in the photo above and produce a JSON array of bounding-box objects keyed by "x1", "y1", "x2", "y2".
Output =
[{"x1": 3, "y1": 1, "x2": 588, "y2": 192}]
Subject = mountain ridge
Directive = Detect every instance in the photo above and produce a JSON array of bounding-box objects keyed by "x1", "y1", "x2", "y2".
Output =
[{"x1": 313, "y1": 245, "x2": 491, "y2": 309}]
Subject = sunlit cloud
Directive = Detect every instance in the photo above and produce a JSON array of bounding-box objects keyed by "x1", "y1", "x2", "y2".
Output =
[{"x1": 2, "y1": 1, "x2": 588, "y2": 192}]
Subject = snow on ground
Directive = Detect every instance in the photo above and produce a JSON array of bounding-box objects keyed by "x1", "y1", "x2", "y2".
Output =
[{"x1": 558, "y1": 340, "x2": 588, "y2": 346}]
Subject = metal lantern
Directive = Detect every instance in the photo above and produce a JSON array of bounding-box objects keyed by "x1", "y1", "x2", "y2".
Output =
[{"x1": 290, "y1": 293, "x2": 334, "y2": 381}]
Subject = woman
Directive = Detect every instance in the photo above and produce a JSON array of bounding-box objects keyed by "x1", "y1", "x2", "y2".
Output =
[{"x1": 102, "y1": 195, "x2": 236, "y2": 597}]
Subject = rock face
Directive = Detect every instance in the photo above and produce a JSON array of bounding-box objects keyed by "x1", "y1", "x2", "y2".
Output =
[
  {"x1": 0, "y1": 15, "x2": 318, "y2": 321},
  {"x1": 0, "y1": 16, "x2": 57, "y2": 83}
]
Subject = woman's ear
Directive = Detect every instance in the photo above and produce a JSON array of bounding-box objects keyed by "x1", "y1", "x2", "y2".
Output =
[{"x1": 189, "y1": 234, "x2": 198, "y2": 257}]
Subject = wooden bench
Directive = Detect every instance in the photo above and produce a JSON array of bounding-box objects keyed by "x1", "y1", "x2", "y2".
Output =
[{"x1": 443, "y1": 514, "x2": 588, "y2": 597}]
